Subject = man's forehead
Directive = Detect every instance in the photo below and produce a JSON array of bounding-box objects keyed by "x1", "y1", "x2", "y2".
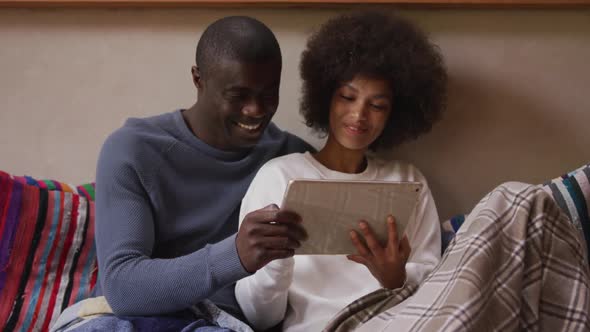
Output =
[
  {"x1": 212, "y1": 59, "x2": 281, "y2": 88},
  {"x1": 216, "y1": 58, "x2": 281, "y2": 73}
]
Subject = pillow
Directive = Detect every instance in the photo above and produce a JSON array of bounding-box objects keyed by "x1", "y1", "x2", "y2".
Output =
[
  {"x1": 440, "y1": 163, "x2": 590, "y2": 261},
  {"x1": 0, "y1": 171, "x2": 97, "y2": 332},
  {"x1": 541, "y1": 163, "x2": 590, "y2": 264},
  {"x1": 441, "y1": 214, "x2": 466, "y2": 254}
]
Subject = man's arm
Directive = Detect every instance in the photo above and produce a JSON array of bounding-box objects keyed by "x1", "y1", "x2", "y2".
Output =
[
  {"x1": 234, "y1": 162, "x2": 298, "y2": 330},
  {"x1": 95, "y1": 132, "x2": 248, "y2": 316}
]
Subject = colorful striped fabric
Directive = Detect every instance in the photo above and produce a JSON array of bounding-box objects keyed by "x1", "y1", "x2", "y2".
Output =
[
  {"x1": 0, "y1": 172, "x2": 97, "y2": 332},
  {"x1": 542, "y1": 163, "x2": 590, "y2": 265},
  {"x1": 11, "y1": 175, "x2": 96, "y2": 202}
]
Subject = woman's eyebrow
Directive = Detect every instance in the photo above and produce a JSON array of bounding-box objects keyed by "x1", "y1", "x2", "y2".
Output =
[
  {"x1": 371, "y1": 94, "x2": 392, "y2": 100},
  {"x1": 343, "y1": 83, "x2": 358, "y2": 92}
]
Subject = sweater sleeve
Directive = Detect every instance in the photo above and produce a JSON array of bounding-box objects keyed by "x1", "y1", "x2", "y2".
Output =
[
  {"x1": 94, "y1": 131, "x2": 249, "y2": 316},
  {"x1": 404, "y1": 174, "x2": 442, "y2": 286},
  {"x1": 235, "y1": 161, "x2": 294, "y2": 331}
]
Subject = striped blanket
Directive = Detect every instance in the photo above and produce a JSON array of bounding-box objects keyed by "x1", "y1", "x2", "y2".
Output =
[
  {"x1": 0, "y1": 172, "x2": 97, "y2": 332},
  {"x1": 325, "y1": 182, "x2": 590, "y2": 332}
]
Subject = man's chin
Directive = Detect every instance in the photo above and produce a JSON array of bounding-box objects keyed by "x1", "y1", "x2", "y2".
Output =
[{"x1": 227, "y1": 132, "x2": 265, "y2": 151}]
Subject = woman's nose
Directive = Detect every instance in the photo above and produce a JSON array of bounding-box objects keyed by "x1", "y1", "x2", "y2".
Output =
[{"x1": 350, "y1": 103, "x2": 368, "y2": 121}]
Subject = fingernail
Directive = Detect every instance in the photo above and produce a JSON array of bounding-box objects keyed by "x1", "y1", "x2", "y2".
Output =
[
  {"x1": 359, "y1": 222, "x2": 367, "y2": 229},
  {"x1": 349, "y1": 230, "x2": 356, "y2": 238}
]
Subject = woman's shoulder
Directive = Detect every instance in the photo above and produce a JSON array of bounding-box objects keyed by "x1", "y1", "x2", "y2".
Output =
[
  {"x1": 370, "y1": 157, "x2": 428, "y2": 183},
  {"x1": 255, "y1": 152, "x2": 311, "y2": 178}
]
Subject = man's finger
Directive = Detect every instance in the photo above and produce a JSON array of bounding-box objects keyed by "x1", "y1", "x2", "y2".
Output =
[
  {"x1": 259, "y1": 236, "x2": 301, "y2": 250},
  {"x1": 262, "y1": 204, "x2": 280, "y2": 211},
  {"x1": 275, "y1": 210, "x2": 303, "y2": 225},
  {"x1": 255, "y1": 223, "x2": 307, "y2": 241},
  {"x1": 245, "y1": 209, "x2": 281, "y2": 224},
  {"x1": 359, "y1": 221, "x2": 383, "y2": 256},
  {"x1": 245, "y1": 208, "x2": 301, "y2": 227}
]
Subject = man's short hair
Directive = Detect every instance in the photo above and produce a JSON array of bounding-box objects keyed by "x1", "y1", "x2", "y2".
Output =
[{"x1": 196, "y1": 16, "x2": 282, "y2": 80}]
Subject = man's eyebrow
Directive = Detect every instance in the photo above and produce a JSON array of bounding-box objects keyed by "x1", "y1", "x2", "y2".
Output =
[{"x1": 223, "y1": 86, "x2": 250, "y2": 93}]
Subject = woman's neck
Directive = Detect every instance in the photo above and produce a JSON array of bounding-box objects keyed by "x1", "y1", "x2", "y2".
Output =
[{"x1": 313, "y1": 137, "x2": 367, "y2": 174}]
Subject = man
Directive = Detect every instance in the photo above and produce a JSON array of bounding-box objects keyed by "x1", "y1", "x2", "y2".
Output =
[{"x1": 56, "y1": 16, "x2": 311, "y2": 330}]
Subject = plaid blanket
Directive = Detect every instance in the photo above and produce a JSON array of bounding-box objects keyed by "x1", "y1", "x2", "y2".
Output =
[{"x1": 324, "y1": 182, "x2": 590, "y2": 332}]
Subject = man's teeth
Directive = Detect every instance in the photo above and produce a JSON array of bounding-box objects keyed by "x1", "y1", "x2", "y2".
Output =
[{"x1": 236, "y1": 122, "x2": 261, "y2": 131}]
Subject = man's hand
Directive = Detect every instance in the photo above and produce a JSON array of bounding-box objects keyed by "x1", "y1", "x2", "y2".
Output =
[
  {"x1": 236, "y1": 204, "x2": 307, "y2": 273},
  {"x1": 347, "y1": 215, "x2": 411, "y2": 289}
]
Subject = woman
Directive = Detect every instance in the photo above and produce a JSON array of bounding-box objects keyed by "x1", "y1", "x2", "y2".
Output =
[{"x1": 235, "y1": 11, "x2": 447, "y2": 332}]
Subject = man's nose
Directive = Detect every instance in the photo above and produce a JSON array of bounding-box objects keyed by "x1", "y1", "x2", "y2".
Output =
[{"x1": 242, "y1": 98, "x2": 265, "y2": 117}]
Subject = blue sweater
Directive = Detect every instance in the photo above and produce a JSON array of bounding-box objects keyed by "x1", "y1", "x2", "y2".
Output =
[{"x1": 93, "y1": 110, "x2": 312, "y2": 319}]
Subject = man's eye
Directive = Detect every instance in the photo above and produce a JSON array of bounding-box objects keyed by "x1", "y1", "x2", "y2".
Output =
[
  {"x1": 226, "y1": 94, "x2": 247, "y2": 102},
  {"x1": 261, "y1": 94, "x2": 278, "y2": 102}
]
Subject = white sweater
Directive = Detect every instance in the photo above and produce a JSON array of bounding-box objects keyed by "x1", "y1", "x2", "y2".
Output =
[{"x1": 235, "y1": 152, "x2": 441, "y2": 332}]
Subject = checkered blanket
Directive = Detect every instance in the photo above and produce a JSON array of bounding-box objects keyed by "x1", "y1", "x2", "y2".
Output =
[{"x1": 324, "y1": 182, "x2": 590, "y2": 332}]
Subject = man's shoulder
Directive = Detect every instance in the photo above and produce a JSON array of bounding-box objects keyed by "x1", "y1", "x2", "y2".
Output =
[
  {"x1": 100, "y1": 112, "x2": 178, "y2": 164},
  {"x1": 263, "y1": 122, "x2": 315, "y2": 156}
]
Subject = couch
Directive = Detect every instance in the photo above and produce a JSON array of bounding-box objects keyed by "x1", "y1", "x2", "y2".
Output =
[{"x1": 0, "y1": 164, "x2": 588, "y2": 332}]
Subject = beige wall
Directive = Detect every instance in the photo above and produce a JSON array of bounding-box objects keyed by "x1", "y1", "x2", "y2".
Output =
[{"x1": 1, "y1": 7, "x2": 589, "y2": 219}]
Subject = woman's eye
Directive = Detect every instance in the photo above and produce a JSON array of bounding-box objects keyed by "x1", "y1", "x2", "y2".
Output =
[
  {"x1": 370, "y1": 104, "x2": 388, "y2": 111},
  {"x1": 340, "y1": 94, "x2": 354, "y2": 101}
]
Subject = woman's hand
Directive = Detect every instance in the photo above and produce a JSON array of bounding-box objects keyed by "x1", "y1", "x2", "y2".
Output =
[{"x1": 347, "y1": 215, "x2": 411, "y2": 289}]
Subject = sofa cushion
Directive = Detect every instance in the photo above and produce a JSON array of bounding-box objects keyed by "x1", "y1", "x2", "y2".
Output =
[
  {"x1": 441, "y1": 214, "x2": 466, "y2": 253},
  {"x1": 541, "y1": 163, "x2": 590, "y2": 264},
  {"x1": 0, "y1": 171, "x2": 97, "y2": 332},
  {"x1": 441, "y1": 163, "x2": 590, "y2": 262}
]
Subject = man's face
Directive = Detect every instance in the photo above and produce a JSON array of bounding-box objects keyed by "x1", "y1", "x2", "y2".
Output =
[{"x1": 195, "y1": 59, "x2": 281, "y2": 151}]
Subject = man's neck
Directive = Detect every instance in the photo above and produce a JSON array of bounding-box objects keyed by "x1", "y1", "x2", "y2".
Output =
[{"x1": 181, "y1": 104, "x2": 204, "y2": 139}]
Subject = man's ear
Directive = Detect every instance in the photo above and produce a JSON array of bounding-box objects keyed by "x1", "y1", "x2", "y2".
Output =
[{"x1": 191, "y1": 66, "x2": 203, "y2": 89}]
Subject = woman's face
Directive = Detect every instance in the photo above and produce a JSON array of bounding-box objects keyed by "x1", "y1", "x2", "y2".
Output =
[{"x1": 328, "y1": 75, "x2": 392, "y2": 152}]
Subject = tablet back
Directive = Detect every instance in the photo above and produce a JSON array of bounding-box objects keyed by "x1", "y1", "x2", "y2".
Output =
[{"x1": 282, "y1": 180, "x2": 423, "y2": 255}]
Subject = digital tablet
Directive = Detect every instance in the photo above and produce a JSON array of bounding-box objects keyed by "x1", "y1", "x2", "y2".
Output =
[{"x1": 281, "y1": 179, "x2": 423, "y2": 255}]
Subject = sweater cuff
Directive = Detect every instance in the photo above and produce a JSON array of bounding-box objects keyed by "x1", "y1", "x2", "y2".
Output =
[{"x1": 209, "y1": 234, "x2": 250, "y2": 287}]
